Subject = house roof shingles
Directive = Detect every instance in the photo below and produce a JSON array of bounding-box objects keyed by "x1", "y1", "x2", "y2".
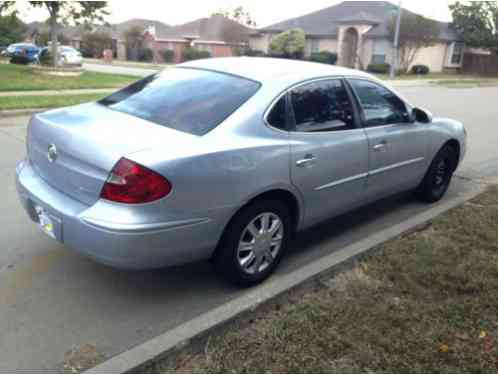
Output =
[
  {"x1": 155, "y1": 15, "x2": 251, "y2": 44},
  {"x1": 258, "y1": 1, "x2": 457, "y2": 41}
]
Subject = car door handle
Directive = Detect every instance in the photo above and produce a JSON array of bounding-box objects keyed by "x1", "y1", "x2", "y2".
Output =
[
  {"x1": 296, "y1": 155, "x2": 317, "y2": 167},
  {"x1": 373, "y1": 142, "x2": 387, "y2": 152}
]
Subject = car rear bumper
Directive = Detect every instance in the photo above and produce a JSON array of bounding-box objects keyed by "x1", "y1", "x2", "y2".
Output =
[{"x1": 16, "y1": 159, "x2": 222, "y2": 270}]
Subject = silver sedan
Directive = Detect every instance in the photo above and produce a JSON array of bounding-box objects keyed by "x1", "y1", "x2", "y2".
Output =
[{"x1": 16, "y1": 57, "x2": 466, "y2": 286}]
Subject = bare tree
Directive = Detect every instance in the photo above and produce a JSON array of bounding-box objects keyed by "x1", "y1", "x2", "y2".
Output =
[
  {"x1": 388, "y1": 13, "x2": 440, "y2": 72},
  {"x1": 212, "y1": 6, "x2": 257, "y2": 27}
]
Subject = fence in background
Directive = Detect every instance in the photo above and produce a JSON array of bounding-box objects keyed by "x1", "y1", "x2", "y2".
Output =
[{"x1": 462, "y1": 53, "x2": 498, "y2": 76}]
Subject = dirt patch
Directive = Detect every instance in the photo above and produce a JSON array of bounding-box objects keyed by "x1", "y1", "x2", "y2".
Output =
[{"x1": 62, "y1": 343, "x2": 105, "y2": 373}]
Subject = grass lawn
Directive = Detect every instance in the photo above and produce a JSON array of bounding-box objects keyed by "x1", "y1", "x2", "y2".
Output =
[
  {"x1": 0, "y1": 93, "x2": 110, "y2": 110},
  {"x1": 149, "y1": 186, "x2": 498, "y2": 373},
  {"x1": 433, "y1": 79, "x2": 498, "y2": 88},
  {"x1": 0, "y1": 63, "x2": 137, "y2": 92}
]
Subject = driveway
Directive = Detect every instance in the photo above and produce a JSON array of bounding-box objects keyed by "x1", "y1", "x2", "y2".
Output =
[{"x1": 0, "y1": 85, "x2": 497, "y2": 371}]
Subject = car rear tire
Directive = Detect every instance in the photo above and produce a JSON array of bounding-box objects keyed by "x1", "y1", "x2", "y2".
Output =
[
  {"x1": 416, "y1": 144, "x2": 458, "y2": 203},
  {"x1": 213, "y1": 200, "x2": 292, "y2": 287}
]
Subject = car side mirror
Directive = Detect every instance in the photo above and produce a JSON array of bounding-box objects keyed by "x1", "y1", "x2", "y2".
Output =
[{"x1": 413, "y1": 107, "x2": 433, "y2": 123}]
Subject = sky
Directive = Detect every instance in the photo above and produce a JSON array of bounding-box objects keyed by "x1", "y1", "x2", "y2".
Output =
[{"x1": 15, "y1": 0, "x2": 456, "y2": 27}]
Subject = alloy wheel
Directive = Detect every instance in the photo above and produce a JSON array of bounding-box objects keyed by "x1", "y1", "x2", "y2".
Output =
[{"x1": 237, "y1": 213, "x2": 284, "y2": 275}]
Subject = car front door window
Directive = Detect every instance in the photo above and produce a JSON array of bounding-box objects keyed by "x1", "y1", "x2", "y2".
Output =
[
  {"x1": 290, "y1": 80, "x2": 356, "y2": 132},
  {"x1": 349, "y1": 79, "x2": 410, "y2": 127}
]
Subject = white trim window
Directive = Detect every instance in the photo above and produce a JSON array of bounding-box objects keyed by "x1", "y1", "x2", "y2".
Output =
[
  {"x1": 372, "y1": 39, "x2": 389, "y2": 65},
  {"x1": 449, "y1": 42, "x2": 464, "y2": 66},
  {"x1": 311, "y1": 39, "x2": 320, "y2": 53}
]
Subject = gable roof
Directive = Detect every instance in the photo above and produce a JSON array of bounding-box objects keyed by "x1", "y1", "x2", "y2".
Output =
[
  {"x1": 258, "y1": 1, "x2": 457, "y2": 41},
  {"x1": 99, "y1": 18, "x2": 171, "y2": 40},
  {"x1": 155, "y1": 15, "x2": 251, "y2": 44}
]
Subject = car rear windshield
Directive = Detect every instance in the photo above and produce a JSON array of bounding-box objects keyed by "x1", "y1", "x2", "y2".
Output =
[{"x1": 99, "y1": 68, "x2": 261, "y2": 136}]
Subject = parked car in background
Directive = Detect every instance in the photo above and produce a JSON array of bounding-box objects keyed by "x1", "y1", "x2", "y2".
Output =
[
  {"x1": 38, "y1": 46, "x2": 83, "y2": 66},
  {"x1": 16, "y1": 58, "x2": 467, "y2": 286},
  {"x1": 8, "y1": 43, "x2": 40, "y2": 64},
  {"x1": 0, "y1": 45, "x2": 8, "y2": 57}
]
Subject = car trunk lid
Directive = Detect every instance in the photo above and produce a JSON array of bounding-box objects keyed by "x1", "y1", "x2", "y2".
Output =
[{"x1": 27, "y1": 102, "x2": 197, "y2": 205}]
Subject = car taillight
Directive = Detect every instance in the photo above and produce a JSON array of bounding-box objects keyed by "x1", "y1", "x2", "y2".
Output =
[{"x1": 100, "y1": 158, "x2": 172, "y2": 204}]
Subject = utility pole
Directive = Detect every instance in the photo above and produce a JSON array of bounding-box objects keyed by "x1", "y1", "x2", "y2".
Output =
[{"x1": 390, "y1": 1, "x2": 402, "y2": 79}]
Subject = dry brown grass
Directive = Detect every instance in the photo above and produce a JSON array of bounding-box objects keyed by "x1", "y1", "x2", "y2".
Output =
[{"x1": 149, "y1": 186, "x2": 498, "y2": 373}]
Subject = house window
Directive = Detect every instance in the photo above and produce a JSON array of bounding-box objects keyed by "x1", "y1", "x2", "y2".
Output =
[
  {"x1": 450, "y1": 42, "x2": 464, "y2": 65},
  {"x1": 311, "y1": 39, "x2": 320, "y2": 53},
  {"x1": 372, "y1": 40, "x2": 389, "y2": 65},
  {"x1": 371, "y1": 54, "x2": 386, "y2": 64}
]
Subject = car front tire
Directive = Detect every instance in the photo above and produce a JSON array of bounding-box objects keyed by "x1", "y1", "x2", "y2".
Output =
[
  {"x1": 213, "y1": 200, "x2": 292, "y2": 287},
  {"x1": 416, "y1": 144, "x2": 458, "y2": 203}
]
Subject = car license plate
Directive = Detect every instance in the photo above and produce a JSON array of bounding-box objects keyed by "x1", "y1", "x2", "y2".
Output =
[{"x1": 35, "y1": 205, "x2": 56, "y2": 239}]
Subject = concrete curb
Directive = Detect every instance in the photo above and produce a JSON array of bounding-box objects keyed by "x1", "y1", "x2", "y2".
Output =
[
  {"x1": 86, "y1": 179, "x2": 486, "y2": 374},
  {"x1": 0, "y1": 108, "x2": 48, "y2": 118}
]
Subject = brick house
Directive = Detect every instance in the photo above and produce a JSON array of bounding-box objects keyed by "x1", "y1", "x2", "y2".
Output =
[{"x1": 143, "y1": 15, "x2": 251, "y2": 64}]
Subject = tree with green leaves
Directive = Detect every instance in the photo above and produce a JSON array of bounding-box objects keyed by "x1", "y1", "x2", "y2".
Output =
[
  {"x1": 81, "y1": 31, "x2": 112, "y2": 58},
  {"x1": 388, "y1": 13, "x2": 440, "y2": 72},
  {"x1": 0, "y1": 13, "x2": 25, "y2": 46},
  {"x1": 212, "y1": 6, "x2": 256, "y2": 27},
  {"x1": 450, "y1": 1, "x2": 498, "y2": 54},
  {"x1": 0, "y1": 1, "x2": 16, "y2": 16},
  {"x1": 269, "y1": 28, "x2": 306, "y2": 59},
  {"x1": 28, "y1": 2, "x2": 109, "y2": 67}
]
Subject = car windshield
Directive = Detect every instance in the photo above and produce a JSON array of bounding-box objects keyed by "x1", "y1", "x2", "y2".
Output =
[
  {"x1": 99, "y1": 68, "x2": 261, "y2": 136},
  {"x1": 61, "y1": 47, "x2": 76, "y2": 53}
]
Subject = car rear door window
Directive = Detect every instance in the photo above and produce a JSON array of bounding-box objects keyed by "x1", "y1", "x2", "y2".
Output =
[
  {"x1": 100, "y1": 68, "x2": 261, "y2": 136},
  {"x1": 266, "y1": 95, "x2": 288, "y2": 130},
  {"x1": 349, "y1": 79, "x2": 409, "y2": 127},
  {"x1": 290, "y1": 79, "x2": 355, "y2": 132}
]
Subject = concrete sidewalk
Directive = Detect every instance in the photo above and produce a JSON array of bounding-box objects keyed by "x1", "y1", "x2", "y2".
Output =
[{"x1": 0, "y1": 88, "x2": 116, "y2": 97}]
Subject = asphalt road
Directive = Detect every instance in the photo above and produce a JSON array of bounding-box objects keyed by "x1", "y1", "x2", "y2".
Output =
[
  {"x1": 83, "y1": 62, "x2": 160, "y2": 77},
  {"x1": 0, "y1": 85, "x2": 497, "y2": 371}
]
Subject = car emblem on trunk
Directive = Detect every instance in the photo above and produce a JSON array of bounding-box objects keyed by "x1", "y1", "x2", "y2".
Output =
[{"x1": 47, "y1": 144, "x2": 57, "y2": 163}]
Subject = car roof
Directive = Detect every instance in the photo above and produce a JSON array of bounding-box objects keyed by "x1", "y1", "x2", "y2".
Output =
[{"x1": 178, "y1": 57, "x2": 374, "y2": 82}]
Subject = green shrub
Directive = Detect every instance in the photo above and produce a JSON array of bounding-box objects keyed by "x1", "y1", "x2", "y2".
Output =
[
  {"x1": 411, "y1": 64, "x2": 430, "y2": 75},
  {"x1": 269, "y1": 28, "x2": 305, "y2": 59},
  {"x1": 243, "y1": 48, "x2": 266, "y2": 57},
  {"x1": 182, "y1": 47, "x2": 211, "y2": 62},
  {"x1": 161, "y1": 49, "x2": 175, "y2": 63},
  {"x1": 367, "y1": 63, "x2": 391, "y2": 74},
  {"x1": 138, "y1": 48, "x2": 153, "y2": 62},
  {"x1": 310, "y1": 51, "x2": 337, "y2": 65}
]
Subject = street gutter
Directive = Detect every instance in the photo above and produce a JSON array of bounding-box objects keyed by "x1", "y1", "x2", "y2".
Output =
[{"x1": 87, "y1": 176, "x2": 486, "y2": 374}]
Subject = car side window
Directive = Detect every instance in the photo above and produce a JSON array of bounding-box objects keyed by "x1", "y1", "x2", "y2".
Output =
[
  {"x1": 349, "y1": 79, "x2": 409, "y2": 127},
  {"x1": 267, "y1": 95, "x2": 287, "y2": 131},
  {"x1": 290, "y1": 79, "x2": 355, "y2": 132}
]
